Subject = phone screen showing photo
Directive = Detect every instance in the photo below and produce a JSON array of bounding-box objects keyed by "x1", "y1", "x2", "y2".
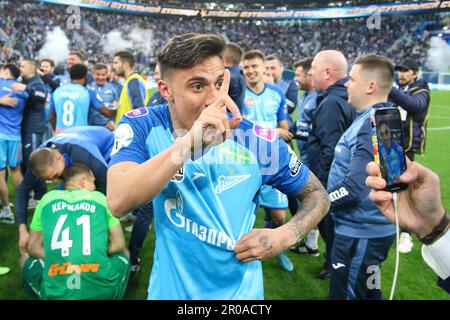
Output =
[{"x1": 375, "y1": 109, "x2": 407, "y2": 188}]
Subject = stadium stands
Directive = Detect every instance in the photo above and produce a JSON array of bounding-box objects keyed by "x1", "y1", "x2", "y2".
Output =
[{"x1": 0, "y1": 0, "x2": 445, "y2": 74}]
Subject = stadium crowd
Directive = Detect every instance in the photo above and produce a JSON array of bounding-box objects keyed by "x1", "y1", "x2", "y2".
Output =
[
  {"x1": 0, "y1": 0, "x2": 448, "y2": 301},
  {"x1": 0, "y1": 1, "x2": 443, "y2": 74}
]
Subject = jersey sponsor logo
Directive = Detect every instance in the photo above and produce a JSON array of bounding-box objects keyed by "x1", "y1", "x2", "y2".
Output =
[
  {"x1": 215, "y1": 174, "x2": 251, "y2": 194},
  {"x1": 48, "y1": 262, "x2": 100, "y2": 276},
  {"x1": 125, "y1": 107, "x2": 149, "y2": 118},
  {"x1": 253, "y1": 124, "x2": 276, "y2": 142},
  {"x1": 290, "y1": 160, "x2": 302, "y2": 176},
  {"x1": 171, "y1": 167, "x2": 184, "y2": 182},
  {"x1": 244, "y1": 97, "x2": 254, "y2": 108},
  {"x1": 111, "y1": 123, "x2": 134, "y2": 155},
  {"x1": 164, "y1": 191, "x2": 237, "y2": 250},
  {"x1": 329, "y1": 187, "x2": 349, "y2": 202},
  {"x1": 218, "y1": 144, "x2": 251, "y2": 164}
]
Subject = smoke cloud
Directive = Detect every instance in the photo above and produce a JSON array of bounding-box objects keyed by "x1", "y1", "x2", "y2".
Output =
[
  {"x1": 102, "y1": 26, "x2": 154, "y2": 55},
  {"x1": 427, "y1": 36, "x2": 450, "y2": 72},
  {"x1": 38, "y1": 27, "x2": 70, "y2": 65}
]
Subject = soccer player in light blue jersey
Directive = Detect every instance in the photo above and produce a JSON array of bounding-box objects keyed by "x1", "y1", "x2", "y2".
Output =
[
  {"x1": 49, "y1": 64, "x2": 116, "y2": 134},
  {"x1": 0, "y1": 64, "x2": 29, "y2": 224},
  {"x1": 107, "y1": 33, "x2": 330, "y2": 300},
  {"x1": 242, "y1": 50, "x2": 296, "y2": 272}
]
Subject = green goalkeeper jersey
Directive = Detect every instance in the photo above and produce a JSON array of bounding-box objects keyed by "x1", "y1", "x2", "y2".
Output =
[{"x1": 30, "y1": 189, "x2": 126, "y2": 300}]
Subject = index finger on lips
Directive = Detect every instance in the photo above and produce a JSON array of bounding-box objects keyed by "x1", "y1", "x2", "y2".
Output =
[
  {"x1": 220, "y1": 69, "x2": 231, "y2": 96},
  {"x1": 223, "y1": 95, "x2": 242, "y2": 121}
]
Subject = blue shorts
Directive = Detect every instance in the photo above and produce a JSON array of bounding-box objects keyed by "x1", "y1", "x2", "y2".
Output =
[
  {"x1": 0, "y1": 139, "x2": 22, "y2": 169},
  {"x1": 259, "y1": 185, "x2": 288, "y2": 209}
]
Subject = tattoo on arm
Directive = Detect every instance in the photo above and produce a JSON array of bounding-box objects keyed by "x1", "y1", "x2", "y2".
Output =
[
  {"x1": 259, "y1": 234, "x2": 273, "y2": 255},
  {"x1": 288, "y1": 174, "x2": 330, "y2": 244}
]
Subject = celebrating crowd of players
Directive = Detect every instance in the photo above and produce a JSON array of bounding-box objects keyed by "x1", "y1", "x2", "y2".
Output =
[{"x1": 1, "y1": 30, "x2": 448, "y2": 300}]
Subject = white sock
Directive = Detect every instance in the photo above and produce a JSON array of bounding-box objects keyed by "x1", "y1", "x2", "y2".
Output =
[{"x1": 306, "y1": 229, "x2": 319, "y2": 250}]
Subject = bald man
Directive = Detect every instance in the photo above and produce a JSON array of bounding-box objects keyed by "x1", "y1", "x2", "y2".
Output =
[{"x1": 307, "y1": 50, "x2": 355, "y2": 279}]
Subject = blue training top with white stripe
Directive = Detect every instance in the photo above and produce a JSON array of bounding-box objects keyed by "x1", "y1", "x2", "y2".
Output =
[{"x1": 109, "y1": 104, "x2": 310, "y2": 300}]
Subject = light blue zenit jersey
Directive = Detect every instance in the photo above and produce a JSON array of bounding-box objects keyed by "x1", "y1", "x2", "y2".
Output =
[
  {"x1": 243, "y1": 83, "x2": 287, "y2": 129},
  {"x1": 50, "y1": 83, "x2": 103, "y2": 133},
  {"x1": 109, "y1": 104, "x2": 310, "y2": 300}
]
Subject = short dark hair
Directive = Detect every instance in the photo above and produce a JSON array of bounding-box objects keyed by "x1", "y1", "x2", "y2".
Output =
[
  {"x1": 114, "y1": 51, "x2": 135, "y2": 69},
  {"x1": 353, "y1": 54, "x2": 394, "y2": 93},
  {"x1": 266, "y1": 54, "x2": 283, "y2": 66},
  {"x1": 158, "y1": 33, "x2": 226, "y2": 79},
  {"x1": 69, "y1": 63, "x2": 88, "y2": 81},
  {"x1": 62, "y1": 162, "x2": 93, "y2": 187},
  {"x1": 224, "y1": 42, "x2": 243, "y2": 66},
  {"x1": 94, "y1": 63, "x2": 108, "y2": 71},
  {"x1": 294, "y1": 57, "x2": 314, "y2": 74},
  {"x1": 3, "y1": 64, "x2": 20, "y2": 79},
  {"x1": 29, "y1": 148, "x2": 56, "y2": 179},
  {"x1": 69, "y1": 51, "x2": 86, "y2": 61},
  {"x1": 41, "y1": 58, "x2": 55, "y2": 68},
  {"x1": 22, "y1": 58, "x2": 38, "y2": 69},
  {"x1": 243, "y1": 50, "x2": 265, "y2": 62}
]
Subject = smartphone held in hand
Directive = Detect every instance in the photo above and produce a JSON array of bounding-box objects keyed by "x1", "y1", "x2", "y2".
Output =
[{"x1": 370, "y1": 107, "x2": 408, "y2": 192}]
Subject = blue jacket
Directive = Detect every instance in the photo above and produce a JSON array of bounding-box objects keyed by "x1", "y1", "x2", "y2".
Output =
[
  {"x1": 275, "y1": 78, "x2": 298, "y2": 115},
  {"x1": 21, "y1": 75, "x2": 47, "y2": 134},
  {"x1": 293, "y1": 90, "x2": 318, "y2": 141},
  {"x1": 147, "y1": 91, "x2": 167, "y2": 107},
  {"x1": 327, "y1": 102, "x2": 396, "y2": 238},
  {"x1": 388, "y1": 79, "x2": 430, "y2": 154},
  {"x1": 227, "y1": 66, "x2": 246, "y2": 112},
  {"x1": 307, "y1": 78, "x2": 355, "y2": 187},
  {"x1": 41, "y1": 74, "x2": 60, "y2": 122}
]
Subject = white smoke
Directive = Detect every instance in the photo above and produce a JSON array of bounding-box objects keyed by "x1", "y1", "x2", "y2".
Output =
[
  {"x1": 426, "y1": 36, "x2": 450, "y2": 72},
  {"x1": 128, "y1": 27, "x2": 153, "y2": 54},
  {"x1": 102, "y1": 30, "x2": 133, "y2": 55},
  {"x1": 102, "y1": 26, "x2": 154, "y2": 56},
  {"x1": 38, "y1": 27, "x2": 70, "y2": 65}
]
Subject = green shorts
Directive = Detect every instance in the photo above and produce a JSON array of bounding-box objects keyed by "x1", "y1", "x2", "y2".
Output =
[
  {"x1": 22, "y1": 254, "x2": 130, "y2": 300},
  {"x1": 109, "y1": 253, "x2": 131, "y2": 300},
  {"x1": 22, "y1": 257, "x2": 44, "y2": 300}
]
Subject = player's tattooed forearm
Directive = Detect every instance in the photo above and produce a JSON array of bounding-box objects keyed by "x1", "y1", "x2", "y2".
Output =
[{"x1": 290, "y1": 174, "x2": 330, "y2": 243}]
